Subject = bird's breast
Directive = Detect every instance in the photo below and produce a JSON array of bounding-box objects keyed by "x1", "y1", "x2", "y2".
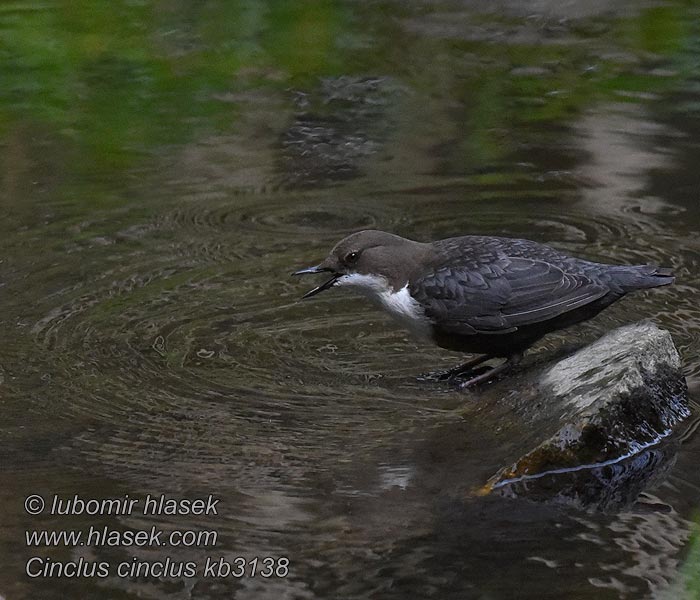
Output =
[
  {"x1": 336, "y1": 273, "x2": 433, "y2": 340},
  {"x1": 379, "y1": 285, "x2": 433, "y2": 340}
]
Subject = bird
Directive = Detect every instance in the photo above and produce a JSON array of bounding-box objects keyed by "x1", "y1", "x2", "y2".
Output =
[{"x1": 292, "y1": 230, "x2": 674, "y2": 388}]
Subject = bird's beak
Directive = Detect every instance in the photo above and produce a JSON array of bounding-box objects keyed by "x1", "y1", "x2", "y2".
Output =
[{"x1": 291, "y1": 264, "x2": 341, "y2": 299}]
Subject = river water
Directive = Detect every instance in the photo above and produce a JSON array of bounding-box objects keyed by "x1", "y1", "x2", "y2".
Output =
[{"x1": 1, "y1": 1, "x2": 699, "y2": 599}]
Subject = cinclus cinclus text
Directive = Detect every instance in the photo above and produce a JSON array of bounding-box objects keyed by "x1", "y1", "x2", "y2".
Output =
[{"x1": 292, "y1": 230, "x2": 674, "y2": 387}]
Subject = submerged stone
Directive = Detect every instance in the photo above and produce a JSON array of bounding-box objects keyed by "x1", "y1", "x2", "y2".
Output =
[{"x1": 485, "y1": 322, "x2": 690, "y2": 507}]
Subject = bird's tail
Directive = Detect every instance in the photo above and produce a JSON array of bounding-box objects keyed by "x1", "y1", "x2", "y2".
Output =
[{"x1": 611, "y1": 264, "x2": 675, "y2": 292}]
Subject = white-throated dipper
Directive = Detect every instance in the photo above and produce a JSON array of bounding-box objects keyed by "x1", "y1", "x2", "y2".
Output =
[{"x1": 292, "y1": 230, "x2": 674, "y2": 387}]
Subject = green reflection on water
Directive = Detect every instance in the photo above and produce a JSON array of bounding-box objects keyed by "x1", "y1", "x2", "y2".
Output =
[
  {"x1": 0, "y1": 0, "x2": 353, "y2": 174},
  {"x1": 684, "y1": 516, "x2": 700, "y2": 598},
  {"x1": 0, "y1": 0, "x2": 694, "y2": 187}
]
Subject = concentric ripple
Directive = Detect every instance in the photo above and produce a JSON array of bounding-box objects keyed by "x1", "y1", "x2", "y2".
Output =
[
  {"x1": 27, "y1": 179, "x2": 700, "y2": 427},
  {"x1": 161, "y1": 196, "x2": 381, "y2": 237}
]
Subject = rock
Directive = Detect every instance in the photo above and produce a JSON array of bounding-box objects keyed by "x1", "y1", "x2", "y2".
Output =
[
  {"x1": 490, "y1": 440, "x2": 681, "y2": 512},
  {"x1": 484, "y1": 322, "x2": 690, "y2": 508}
]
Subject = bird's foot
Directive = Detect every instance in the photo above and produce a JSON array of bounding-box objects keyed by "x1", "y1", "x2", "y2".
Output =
[
  {"x1": 418, "y1": 355, "x2": 494, "y2": 382},
  {"x1": 455, "y1": 353, "x2": 523, "y2": 389}
]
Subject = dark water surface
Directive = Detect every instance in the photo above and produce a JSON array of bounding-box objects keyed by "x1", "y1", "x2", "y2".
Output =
[{"x1": 1, "y1": 1, "x2": 700, "y2": 599}]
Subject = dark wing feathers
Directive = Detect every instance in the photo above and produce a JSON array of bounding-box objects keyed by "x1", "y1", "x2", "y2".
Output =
[{"x1": 411, "y1": 257, "x2": 609, "y2": 335}]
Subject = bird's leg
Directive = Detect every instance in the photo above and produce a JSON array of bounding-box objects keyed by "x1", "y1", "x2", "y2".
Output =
[
  {"x1": 456, "y1": 352, "x2": 523, "y2": 389},
  {"x1": 422, "y1": 354, "x2": 494, "y2": 382}
]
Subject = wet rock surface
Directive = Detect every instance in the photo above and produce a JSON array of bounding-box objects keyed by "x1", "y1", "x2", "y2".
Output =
[{"x1": 485, "y1": 322, "x2": 690, "y2": 507}]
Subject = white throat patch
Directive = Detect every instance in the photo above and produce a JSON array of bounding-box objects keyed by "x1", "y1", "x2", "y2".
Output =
[{"x1": 335, "y1": 273, "x2": 432, "y2": 339}]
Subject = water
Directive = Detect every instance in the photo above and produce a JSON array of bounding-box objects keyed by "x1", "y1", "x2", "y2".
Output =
[{"x1": 1, "y1": 1, "x2": 699, "y2": 598}]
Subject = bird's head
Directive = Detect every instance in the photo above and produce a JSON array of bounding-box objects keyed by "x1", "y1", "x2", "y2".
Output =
[{"x1": 292, "y1": 230, "x2": 424, "y2": 298}]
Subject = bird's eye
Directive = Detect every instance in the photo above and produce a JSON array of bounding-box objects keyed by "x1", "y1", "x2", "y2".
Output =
[{"x1": 346, "y1": 251, "x2": 359, "y2": 264}]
